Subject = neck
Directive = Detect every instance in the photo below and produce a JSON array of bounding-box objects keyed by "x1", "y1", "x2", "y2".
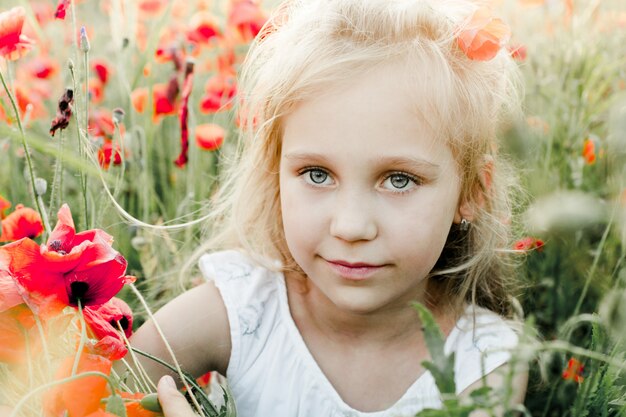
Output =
[{"x1": 285, "y1": 272, "x2": 455, "y2": 347}]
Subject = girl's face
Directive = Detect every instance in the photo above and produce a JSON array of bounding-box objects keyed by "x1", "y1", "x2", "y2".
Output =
[{"x1": 279, "y1": 61, "x2": 467, "y2": 315}]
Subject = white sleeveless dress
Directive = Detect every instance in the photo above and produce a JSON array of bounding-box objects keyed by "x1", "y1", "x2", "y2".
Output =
[{"x1": 199, "y1": 250, "x2": 520, "y2": 417}]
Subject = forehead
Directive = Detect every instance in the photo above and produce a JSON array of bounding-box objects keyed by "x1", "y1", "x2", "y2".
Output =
[{"x1": 281, "y1": 60, "x2": 455, "y2": 167}]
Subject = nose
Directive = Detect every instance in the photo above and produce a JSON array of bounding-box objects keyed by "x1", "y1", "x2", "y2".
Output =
[{"x1": 329, "y1": 190, "x2": 378, "y2": 242}]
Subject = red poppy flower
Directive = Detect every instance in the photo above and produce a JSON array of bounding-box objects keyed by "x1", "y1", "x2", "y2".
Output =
[
  {"x1": 89, "y1": 78, "x2": 104, "y2": 104},
  {"x1": 0, "y1": 303, "x2": 37, "y2": 364},
  {"x1": 54, "y1": 0, "x2": 71, "y2": 20},
  {"x1": 0, "y1": 6, "x2": 35, "y2": 61},
  {"x1": 582, "y1": 137, "x2": 597, "y2": 165},
  {"x1": 513, "y1": 237, "x2": 544, "y2": 252},
  {"x1": 138, "y1": 0, "x2": 166, "y2": 16},
  {"x1": 0, "y1": 204, "x2": 44, "y2": 242},
  {"x1": 44, "y1": 353, "x2": 112, "y2": 417},
  {"x1": 84, "y1": 297, "x2": 133, "y2": 359},
  {"x1": 0, "y1": 257, "x2": 24, "y2": 312},
  {"x1": 228, "y1": 0, "x2": 267, "y2": 43},
  {"x1": 196, "y1": 371, "x2": 212, "y2": 388},
  {"x1": 131, "y1": 79, "x2": 179, "y2": 120},
  {"x1": 98, "y1": 140, "x2": 124, "y2": 170},
  {"x1": 199, "y1": 73, "x2": 237, "y2": 114},
  {"x1": 508, "y1": 44, "x2": 527, "y2": 61},
  {"x1": 187, "y1": 11, "x2": 221, "y2": 45},
  {"x1": 25, "y1": 56, "x2": 60, "y2": 79},
  {"x1": 195, "y1": 123, "x2": 225, "y2": 151},
  {"x1": 0, "y1": 194, "x2": 11, "y2": 218},
  {"x1": 0, "y1": 204, "x2": 133, "y2": 316},
  {"x1": 91, "y1": 59, "x2": 111, "y2": 84},
  {"x1": 14, "y1": 83, "x2": 49, "y2": 121},
  {"x1": 457, "y1": 7, "x2": 510, "y2": 61},
  {"x1": 562, "y1": 357, "x2": 584, "y2": 383}
]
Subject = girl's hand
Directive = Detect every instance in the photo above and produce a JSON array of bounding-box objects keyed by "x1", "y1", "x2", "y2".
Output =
[{"x1": 157, "y1": 376, "x2": 198, "y2": 417}]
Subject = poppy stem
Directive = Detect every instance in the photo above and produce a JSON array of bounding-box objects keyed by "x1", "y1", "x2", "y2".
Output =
[
  {"x1": 8, "y1": 371, "x2": 116, "y2": 417},
  {"x1": 0, "y1": 68, "x2": 49, "y2": 235},
  {"x1": 69, "y1": 63, "x2": 90, "y2": 231},
  {"x1": 117, "y1": 321, "x2": 155, "y2": 392},
  {"x1": 71, "y1": 300, "x2": 88, "y2": 377}
]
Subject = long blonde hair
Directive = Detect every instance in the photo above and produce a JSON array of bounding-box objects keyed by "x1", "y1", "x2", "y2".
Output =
[{"x1": 192, "y1": 0, "x2": 524, "y2": 318}]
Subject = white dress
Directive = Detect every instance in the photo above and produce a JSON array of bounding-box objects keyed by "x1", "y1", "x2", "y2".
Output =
[{"x1": 199, "y1": 250, "x2": 520, "y2": 417}]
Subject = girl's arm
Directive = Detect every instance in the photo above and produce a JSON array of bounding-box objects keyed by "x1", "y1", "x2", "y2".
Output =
[{"x1": 122, "y1": 280, "x2": 231, "y2": 385}]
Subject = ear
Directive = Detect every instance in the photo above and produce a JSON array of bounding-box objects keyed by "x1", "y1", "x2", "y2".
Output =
[{"x1": 454, "y1": 155, "x2": 493, "y2": 224}]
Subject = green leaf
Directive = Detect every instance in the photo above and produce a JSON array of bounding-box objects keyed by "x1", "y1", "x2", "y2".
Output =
[
  {"x1": 413, "y1": 302, "x2": 457, "y2": 395},
  {"x1": 106, "y1": 394, "x2": 127, "y2": 417}
]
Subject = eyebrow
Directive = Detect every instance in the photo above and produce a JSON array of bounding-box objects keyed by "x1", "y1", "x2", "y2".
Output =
[{"x1": 283, "y1": 152, "x2": 441, "y2": 176}]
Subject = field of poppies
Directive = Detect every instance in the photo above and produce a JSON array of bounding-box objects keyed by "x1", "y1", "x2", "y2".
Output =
[{"x1": 0, "y1": 0, "x2": 625, "y2": 416}]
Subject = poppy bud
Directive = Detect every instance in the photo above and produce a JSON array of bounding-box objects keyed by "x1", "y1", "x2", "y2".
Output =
[
  {"x1": 80, "y1": 27, "x2": 90, "y2": 52},
  {"x1": 139, "y1": 393, "x2": 162, "y2": 412},
  {"x1": 35, "y1": 178, "x2": 47, "y2": 196},
  {"x1": 112, "y1": 108, "x2": 125, "y2": 125}
]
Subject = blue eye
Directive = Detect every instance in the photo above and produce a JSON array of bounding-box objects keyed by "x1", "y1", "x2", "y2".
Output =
[
  {"x1": 301, "y1": 168, "x2": 331, "y2": 185},
  {"x1": 382, "y1": 172, "x2": 418, "y2": 192}
]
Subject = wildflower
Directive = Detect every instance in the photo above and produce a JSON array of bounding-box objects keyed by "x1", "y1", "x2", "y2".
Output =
[
  {"x1": 49, "y1": 88, "x2": 74, "y2": 137},
  {"x1": 0, "y1": 6, "x2": 35, "y2": 61},
  {"x1": 89, "y1": 77, "x2": 104, "y2": 104},
  {"x1": 98, "y1": 140, "x2": 123, "y2": 170},
  {"x1": 187, "y1": 11, "x2": 221, "y2": 45},
  {"x1": 91, "y1": 59, "x2": 111, "y2": 84},
  {"x1": 562, "y1": 357, "x2": 584, "y2": 383},
  {"x1": 175, "y1": 60, "x2": 195, "y2": 168},
  {"x1": 582, "y1": 137, "x2": 597, "y2": 165},
  {"x1": 513, "y1": 237, "x2": 544, "y2": 252},
  {"x1": 0, "y1": 204, "x2": 133, "y2": 316},
  {"x1": 0, "y1": 304, "x2": 37, "y2": 364},
  {"x1": 0, "y1": 261, "x2": 24, "y2": 312},
  {"x1": 508, "y1": 43, "x2": 527, "y2": 61},
  {"x1": 25, "y1": 56, "x2": 60, "y2": 79},
  {"x1": 84, "y1": 297, "x2": 133, "y2": 360},
  {"x1": 228, "y1": 0, "x2": 268, "y2": 43},
  {"x1": 131, "y1": 79, "x2": 179, "y2": 120},
  {"x1": 138, "y1": 0, "x2": 166, "y2": 16},
  {"x1": 14, "y1": 82, "x2": 50, "y2": 122},
  {"x1": 199, "y1": 72, "x2": 237, "y2": 113},
  {"x1": 457, "y1": 7, "x2": 511, "y2": 61},
  {"x1": 0, "y1": 195, "x2": 11, "y2": 218},
  {"x1": 0, "y1": 204, "x2": 44, "y2": 242},
  {"x1": 195, "y1": 123, "x2": 225, "y2": 151},
  {"x1": 79, "y1": 27, "x2": 90, "y2": 52},
  {"x1": 43, "y1": 353, "x2": 113, "y2": 417},
  {"x1": 197, "y1": 371, "x2": 212, "y2": 388},
  {"x1": 54, "y1": 0, "x2": 71, "y2": 20}
]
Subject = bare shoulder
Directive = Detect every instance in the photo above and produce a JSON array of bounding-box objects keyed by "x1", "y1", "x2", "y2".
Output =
[{"x1": 128, "y1": 280, "x2": 231, "y2": 380}]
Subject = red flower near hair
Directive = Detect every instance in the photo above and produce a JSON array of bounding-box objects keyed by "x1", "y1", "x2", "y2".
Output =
[
  {"x1": 0, "y1": 6, "x2": 35, "y2": 61},
  {"x1": 228, "y1": 0, "x2": 267, "y2": 43},
  {"x1": 0, "y1": 204, "x2": 44, "y2": 242},
  {"x1": 513, "y1": 237, "x2": 544, "y2": 252},
  {"x1": 457, "y1": 7, "x2": 510, "y2": 61},
  {"x1": 195, "y1": 123, "x2": 225, "y2": 151},
  {"x1": 562, "y1": 357, "x2": 584, "y2": 383},
  {"x1": 0, "y1": 204, "x2": 133, "y2": 316},
  {"x1": 199, "y1": 72, "x2": 237, "y2": 114}
]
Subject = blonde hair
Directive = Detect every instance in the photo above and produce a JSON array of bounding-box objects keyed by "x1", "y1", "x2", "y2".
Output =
[{"x1": 194, "y1": 0, "x2": 524, "y2": 318}]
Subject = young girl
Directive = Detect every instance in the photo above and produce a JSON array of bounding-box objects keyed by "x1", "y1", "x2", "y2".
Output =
[{"x1": 129, "y1": 0, "x2": 528, "y2": 415}]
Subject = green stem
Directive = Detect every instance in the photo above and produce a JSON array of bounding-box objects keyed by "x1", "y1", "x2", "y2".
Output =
[
  {"x1": 0, "y1": 68, "x2": 48, "y2": 234},
  {"x1": 9, "y1": 371, "x2": 115, "y2": 417},
  {"x1": 572, "y1": 208, "x2": 615, "y2": 317},
  {"x1": 69, "y1": 64, "x2": 89, "y2": 231},
  {"x1": 71, "y1": 300, "x2": 87, "y2": 377}
]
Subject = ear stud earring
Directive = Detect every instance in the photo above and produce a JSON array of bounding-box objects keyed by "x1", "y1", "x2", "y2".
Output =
[{"x1": 460, "y1": 218, "x2": 470, "y2": 231}]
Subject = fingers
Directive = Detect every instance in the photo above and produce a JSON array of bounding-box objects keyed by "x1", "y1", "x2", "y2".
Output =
[{"x1": 157, "y1": 375, "x2": 198, "y2": 417}]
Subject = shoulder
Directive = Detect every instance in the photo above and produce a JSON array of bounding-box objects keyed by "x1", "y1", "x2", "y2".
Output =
[
  {"x1": 198, "y1": 250, "x2": 285, "y2": 383},
  {"x1": 445, "y1": 305, "x2": 522, "y2": 395}
]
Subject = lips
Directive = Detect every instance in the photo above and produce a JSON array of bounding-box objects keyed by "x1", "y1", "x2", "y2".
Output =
[{"x1": 325, "y1": 259, "x2": 385, "y2": 280}]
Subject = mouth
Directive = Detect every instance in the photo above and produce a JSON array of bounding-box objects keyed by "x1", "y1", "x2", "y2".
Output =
[{"x1": 325, "y1": 259, "x2": 385, "y2": 280}]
